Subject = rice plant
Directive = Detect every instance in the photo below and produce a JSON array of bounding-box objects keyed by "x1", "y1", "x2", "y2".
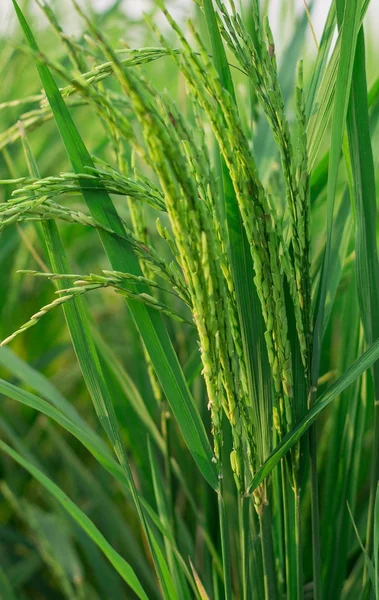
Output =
[{"x1": 0, "y1": 0, "x2": 379, "y2": 598}]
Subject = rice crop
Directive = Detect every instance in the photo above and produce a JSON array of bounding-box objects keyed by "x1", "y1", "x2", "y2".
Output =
[{"x1": 0, "y1": 0, "x2": 378, "y2": 598}]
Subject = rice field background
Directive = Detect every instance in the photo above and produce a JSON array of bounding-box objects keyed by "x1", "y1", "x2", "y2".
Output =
[{"x1": 0, "y1": 0, "x2": 379, "y2": 598}]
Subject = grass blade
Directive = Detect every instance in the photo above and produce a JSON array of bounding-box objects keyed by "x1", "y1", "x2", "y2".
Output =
[
  {"x1": 307, "y1": 0, "x2": 370, "y2": 169},
  {"x1": 148, "y1": 438, "x2": 190, "y2": 600},
  {"x1": 12, "y1": 0, "x2": 217, "y2": 492},
  {"x1": 347, "y1": 502, "x2": 377, "y2": 591},
  {"x1": 0, "y1": 439, "x2": 149, "y2": 600},
  {"x1": 343, "y1": 23, "x2": 379, "y2": 563},
  {"x1": 248, "y1": 335, "x2": 379, "y2": 494},
  {"x1": 190, "y1": 558, "x2": 211, "y2": 600},
  {"x1": 311, "y1": 0, "x2": 361, "y2": 386},
  {"x1": 0, "y1": 375, "x2": 201, "y2": 584},
  {"x1": 306, "y1": 2, "x2": 335, "y2": 119},
  {"x1": 375, "y1": 485, "x2": 379, "y2": 598},
  {"x1": 15, "y1": 123, "x2": 178, "y2": 596}
]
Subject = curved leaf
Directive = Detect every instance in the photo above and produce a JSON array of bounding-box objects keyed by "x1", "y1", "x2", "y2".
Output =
[{"x1": 248, "y1": 336, "x2": 379, "y2": 494}]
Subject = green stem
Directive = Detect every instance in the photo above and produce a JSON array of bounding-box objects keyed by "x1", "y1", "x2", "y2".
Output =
[
  {"x1": 161, "y1": 402, "x2": 175, "y2": 532},
  {"x1": 213, "y1": 562, "x2": 222, "y2": 600},
  {"x1": 281, "y1": 462, "x2": 296, "y2": 599},
  {"x1": 364, "y1": 402, "x2": 379, "y2": 587},
  {"x1": 294, "y1": 480, "x2": 303, "y2": 599},
  {"x1": 272, "y1": 457, "x2": 285, "y2": 597},
  {"x1": 218, "y1": 487, "x2": 233, "y2": 600},
  {"x1": 238, "y1": 495, "x2": 250, "y2": 600},
  {"x1": 259, "y1": 492, "x2": 277, "y2": 600},
  {"x1": 309, "y1": 425, "x2": 322, "y2": 600}
]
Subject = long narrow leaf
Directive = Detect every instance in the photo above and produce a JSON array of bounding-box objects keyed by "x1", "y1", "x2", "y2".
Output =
[
  {"x1": 12, "y1": 0, "x2": 217, "y2": 491},
  {"x1": 248, "y1": 335, "x2": 379, "y2": 493},
  {"x1": 311, "y1": 0, "x2": 361, "y2": 387},
  {"x1": 0, "y1": 439, "x2": 149, "y2": 600},
  {"x1": 344, "y1": 21, "x2": 379, "y2": 557}
]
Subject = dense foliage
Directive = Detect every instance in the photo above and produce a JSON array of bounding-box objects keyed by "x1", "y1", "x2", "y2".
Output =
[{"x1": 0, "y1": 1, "x2": 379, "y2": 598}]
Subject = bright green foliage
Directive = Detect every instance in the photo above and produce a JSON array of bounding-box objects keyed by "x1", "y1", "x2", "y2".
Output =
[{"x1": 0, "y1": 0, "x2": 378, "y2": 598}]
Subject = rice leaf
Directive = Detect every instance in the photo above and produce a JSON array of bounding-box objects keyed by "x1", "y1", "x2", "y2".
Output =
[
  {"x1": 307, "y1": 0, "x2": 370, "y2": 168},
  {"x1": 0, "y1": 439, "x2": 149, "y2": 600},
  {"x1": 374, "y1": 485, "x2": 379, "y2": 598},
  {"x1": 0, "y1": 345, "x2": 83, "y2": 423},
  {"x1": 347, "y1": 502, "x2": 376, "y2": 592},
  {"x1": 12, "y1": 0, "x2": 217, "y2": 491},
  {"x1": 0, "y1": 376, "x2": 200, "y2": 583},
  {"x1": 306, "y1": 2, "x2": 335, "y2": 119},
  {"x1": 248, "y1": 335, "x2": 379, "y2": 493},
  {"x1": 148, "y1": 439, "x2": 192, "y2": 600},
  {"x1": 340, "y1": 9, "x2": 379, "y2": 558},
  {"x1": 311, "y1": 0, "x2": 362, "y2": 387},
  {"x1": 189, "y1": 558, "x2": 211, "y2": 600}
]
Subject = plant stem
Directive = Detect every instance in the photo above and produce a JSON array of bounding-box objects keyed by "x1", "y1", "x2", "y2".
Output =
[
  {"x1": 218, "y1": 486, "x2": 233, "y2": 600},
  {"x1": 364, "y1": 402, "x2": 379, "y2": 586},
  {"x1": 309, "y1": 425, "x2": 322, "y2": 600},
  {"x1": 213, "y1": 562, "x2": 221, "y2": 600},
  {"x1": 272, "y1": 459, "x2": 285, "y2": 597},
  {"x1": 281, "y1": 462, "x2": 296, "y2": 599},
  {"x1": 238, "y1": 495, "x2": 250, "y2": 600},
  {"x1": 294, "y1": 480, "x2": 303, "y2": 599},
  {"x1": 259, "y1": 491, "x2": 277, "y2": 600},
  {"x1": 161, "y1": 401, "x2": 175, "y2": 531}
]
